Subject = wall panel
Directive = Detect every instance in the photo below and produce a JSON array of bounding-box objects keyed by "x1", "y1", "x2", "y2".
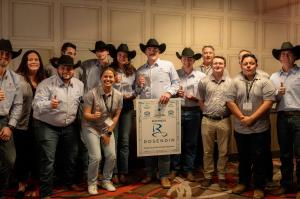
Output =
[
  {"x1": 10, "y1": 1, "x2": 53, "y2": 40},
  {"x1": 108, "y1": 8, "x2": 144, "y2": 44},
  {"x1": 262, "y1": 21, "x2": 290, "y2": 50}
]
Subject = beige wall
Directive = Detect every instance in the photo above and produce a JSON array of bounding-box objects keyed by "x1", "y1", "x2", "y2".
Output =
[
  {"x1": 1, "y1": 0, "x2": 300, "y2": 72},
  {"x1": 1, "y1": 0, "x2": 299, "y2": 153}
]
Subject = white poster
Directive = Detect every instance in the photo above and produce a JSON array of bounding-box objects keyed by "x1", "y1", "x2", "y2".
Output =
[{"x1": 136, "y1": 98, "x2": 181, "y2": 157}]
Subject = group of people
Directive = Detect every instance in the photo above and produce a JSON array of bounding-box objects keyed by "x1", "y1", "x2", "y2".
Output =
[{"x1": 0, "y1": 37, "x2": 299, "y2": 199}]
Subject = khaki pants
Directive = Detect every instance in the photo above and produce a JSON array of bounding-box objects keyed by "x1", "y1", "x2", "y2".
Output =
[{"x1": 201, "y1": 117, "x2": 231, "y2": 179}]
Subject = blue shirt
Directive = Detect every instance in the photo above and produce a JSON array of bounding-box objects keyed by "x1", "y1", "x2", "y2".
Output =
[
  {"x1": 177, "y1": 68, "x2": 206, "y2": 107},
  {"x1": 270, "y1": 65, "x2": 300, "y2": 112},
  {"x1": 0, "y1": 70, "x2": 23, "y2": 127},
  {"x1": 75, "y1": 59, "x2": 111, "y2": 93},
  {"x1": 32, "y1": 75, "x2": 84, "y2": 127},
  {"x1": 136, "y1": 58, "x2": 180, "y2": 99}
]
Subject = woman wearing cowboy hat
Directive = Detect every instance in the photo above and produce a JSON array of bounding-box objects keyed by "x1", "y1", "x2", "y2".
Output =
[
  {"x1": 270, "y1": 42, "x2": 300, "y2": 198},
  {"x1": 110, "y1": 44, "x2": 137, "y2": 184}
]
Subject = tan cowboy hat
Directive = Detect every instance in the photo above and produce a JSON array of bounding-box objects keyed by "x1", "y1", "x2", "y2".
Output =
[
  {"x1": 176, "y1": 47, "x2": 202, "y2": 60},
  {"x1": 272, "y1": 42, "x2": 300, "y2": 60},
  {"x1": 140, "y1": 38, "x2": 166, "y2": 54}
]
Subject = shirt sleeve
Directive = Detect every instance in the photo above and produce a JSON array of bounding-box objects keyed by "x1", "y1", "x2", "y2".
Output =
[
  {"x1": 32, "y1": 82, "x2": 52, "y2": 115},
  {"x1": 167, "y1": 64, "x2": 180, "y2": 96},
  {"x1": 8, "y1": 81, "x2": 23, "y2": 127},
  {"x1": 262, "y1": 79, "x2": 276, "y2": 101},
  {"x1": 83, "y1": 90, "x2": 94, "y2": 108},
  {"x1": 225, "y1": 80, "x2": 237, "y2": 102},
  {"x1": 198, "y1": 79, "x2": 205, "y2": 101}
]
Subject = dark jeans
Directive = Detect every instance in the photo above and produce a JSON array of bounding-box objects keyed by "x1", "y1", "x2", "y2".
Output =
[
  {"x1": 34, "y1": 120, "x2": 79, "y2": 197},
  {"x1": 0, "y1": 117, "x2": 16, "y2": 199},
  {"x1": 145, "y1": 155, "x2": 170, "y2": 179},
  {"x1": 14, "y1": 128, "x2": 39, "y2": 182},
  {"x1": 114, "y1": 109, "x2": 134, "y2": 174},
  {"x1": 277, "y1": 112, "x2": 300, "y2": 190},
  {"x1": 171, "y1": 109, "x2": 201, "y2": 172},
  {"x1": 234, "y1": 130, "x2": 270, "y2": 189}
]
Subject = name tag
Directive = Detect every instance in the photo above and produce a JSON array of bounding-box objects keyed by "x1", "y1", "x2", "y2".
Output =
[
  {"x1": 243, "y1": 102, "x2": 252, "y2": 112},
  {"x1": 104, "y1": 117, "x2": 113, "y2": 127}
]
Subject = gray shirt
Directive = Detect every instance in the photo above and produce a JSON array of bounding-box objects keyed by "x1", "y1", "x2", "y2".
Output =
[
  {"x1": 16, "y1": 76, "x2": 33, "y2": 130},
  {"x1": 199, "y1": 73, "x2": 231, "y2": 116},
  {"x1": 0, "y1": 69, "x2": 23, "y2": 127},
  {"x1": 136, "y1": 58, "x2": 180, "y2": 99},
  {"x1": 177, "y1": 68, "x2": 206, "y2": 107},
  {"x1": 75, "y1": 59, "x2": 110, "y2": 93},
  {"x1": 82, "y1": 86, "x2": 123, "y2": 136},
  {"x1": 32, "y1": 75, "x2": 84, "y2": 127},
  {"x1": 226, "y1": 72, "x2": 276, "y2": 134},
  {"x1": 270, "y1": 65, "x2": 300, "y2": 112}
]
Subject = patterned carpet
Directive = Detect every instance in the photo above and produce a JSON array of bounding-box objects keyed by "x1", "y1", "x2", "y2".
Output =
[{"x1": 5, "y1": 159, "x2": 297, "y2": 198}]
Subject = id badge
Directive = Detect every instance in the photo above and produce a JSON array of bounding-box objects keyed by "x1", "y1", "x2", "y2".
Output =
[
  {"x1": 243, "y1": 102, "x2": 252, "y2": 112},
  {"x1": 104, "y1": 117, "x2": 113, "y2": 127}
]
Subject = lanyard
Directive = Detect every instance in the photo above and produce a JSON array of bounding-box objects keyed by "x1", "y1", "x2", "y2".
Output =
[
  {"x1": 245, "y1": 79, "x2": 255, "y2": 101},
  {"x1": 102, "y1": 89, "x2": 114, "y2": 117}
]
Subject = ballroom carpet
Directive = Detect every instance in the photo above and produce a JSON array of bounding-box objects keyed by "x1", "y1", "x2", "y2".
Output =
[{"x1": 5, "y1": 159, "x2": 297, "y2": 199}]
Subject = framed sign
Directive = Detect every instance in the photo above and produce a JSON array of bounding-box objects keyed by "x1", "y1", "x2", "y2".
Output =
[{"x1": 136, "y1": 98, "x2": 181, "y2": 157}]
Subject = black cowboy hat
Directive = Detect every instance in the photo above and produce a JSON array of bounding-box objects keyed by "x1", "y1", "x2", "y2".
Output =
[
  {"x1": 0, "y1": 39, "x2": 22, "y2": 59},
  {"x1": 176, "y1": 47, "x2": 202, "y2": 60},
  {"x1": 112, "y1": 44, "x2": 136, "y2": 60},
  {"x1": 140, "y1": 38, "x2": 166, "y2": 54},
  {"x1": 50, "y1": 55, "x2": 81, "y2": 69},
  {"x1": 272, "y1": 42, "x2": 300, "y2": 60},
  {"x1": 90, "y1": 40, "x2": 116, "y2": 54}
]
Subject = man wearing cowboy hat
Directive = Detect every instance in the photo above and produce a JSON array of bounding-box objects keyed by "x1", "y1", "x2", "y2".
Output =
[
  {"x1": 198, "y1": 56, "x2": 232, "y2": 189},
  {"x1": 270, "y1": 42, "x2": 300, "y2": 198},
  {"x1": 0, "y1": 39, "x2": 23, "y2": 199},
  {"x1": 170, "y1": 48, "x2": 205, "y2": 182},
  {"x1": 136, "y1": 38, "x2": 180, "y2": 189},
  {"x1": 75, "y1": 40, "x2": 115, "y2": 93},
  {"x1": 32, "y1": 55, "x2": 84, "y2": 199}
]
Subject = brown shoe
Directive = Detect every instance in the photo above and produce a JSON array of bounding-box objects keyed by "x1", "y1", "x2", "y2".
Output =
[
  {"x1": 201, "y1": 178, "x2": 212, "y2": 187},
  {"x1": 67, "y1": 184, "x2": 84, "y2": 191},
  {"x1": 161, "y1": 177, "x2": 171, "y2": 189},
  {"x1": 232, "y1": 184, "x2": 246, "y2": 194},
  {"x1": 186, "y1": 172, "x2": 195, "y2": 182},
  {"x1": 271, "y1": 186, "x2": 286, "y2": 196},
  {"x1": 218, "y1": 179, "x2": 227, "y2": 190},
  {"x1": 112, "y1": 174, "x2": 119, "y2": 184},
  {"x1": 296, "y1": 191, "x2": 300, "y2": 199},
  {"x1": 253, "y1": 189, "x2": 264, "y2": 199},
  {"x1": 169, "y1": 170, "x2": 177, "y2": 181},
  {"x1": 141, "y1": 176, "x2": 152, "y2": 184},
  {"x1": 119, "y1": 174, "x2": 128, "y2": 184}
]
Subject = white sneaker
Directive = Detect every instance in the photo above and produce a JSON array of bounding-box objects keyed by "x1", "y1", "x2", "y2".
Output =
[
  {"x1": 102, "y1": 181, "x2": 116, "y2": 192},
  {"x1": 88, "y1": 184, "x2": 98, "y2": 195}
]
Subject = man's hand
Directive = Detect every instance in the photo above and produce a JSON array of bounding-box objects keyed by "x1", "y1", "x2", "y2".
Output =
[
  {"x1": 0, "y1": 89, "x2": 5, "y2": 101},
  {"x1": 159, "y1": 92, "x2": 172, "y2": 104},
  {"x1": 278, "y1": 82, "x2": 285, "y2": 96},
  {"x1": 51, "y1": 95, "x2": 59, "y2": 109},
  {"x1": 0, "y1": 127, "x2": 12, "y2": 141},
  {"x1": 240, "y1": 115, "x2": 255, "y2": 127}
]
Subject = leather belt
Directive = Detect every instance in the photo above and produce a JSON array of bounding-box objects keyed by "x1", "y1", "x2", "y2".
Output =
[
  {"x1": 204, "y1": 114, "x2": 230, "y2": 120},
  {"x1": 181, "y1": 106, "x2": 200, "y2": 111},
  {"x1": 281, "y1": 111, "x2": 300, "y2": 116}
]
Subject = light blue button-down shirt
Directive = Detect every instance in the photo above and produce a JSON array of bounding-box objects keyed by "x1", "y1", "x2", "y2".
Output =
[
  {"x1": 0, "y1": 69, "x2": 23, "y2": 127},
  {"x1": 270, "y1": 65, "x2": 300, "y2": 112},
  {"x1": 136, "y1": 58, "x2": 180, "y2": 99},
  {"x1": 177, "y1": 68, "x2": 206, "y2": 107},
  {"x1": 75, "y1": 59, "x2": 110, "y2": 93},
  {"x1": 32, "y1": 75, "x2": 84, "y2": 127}
]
